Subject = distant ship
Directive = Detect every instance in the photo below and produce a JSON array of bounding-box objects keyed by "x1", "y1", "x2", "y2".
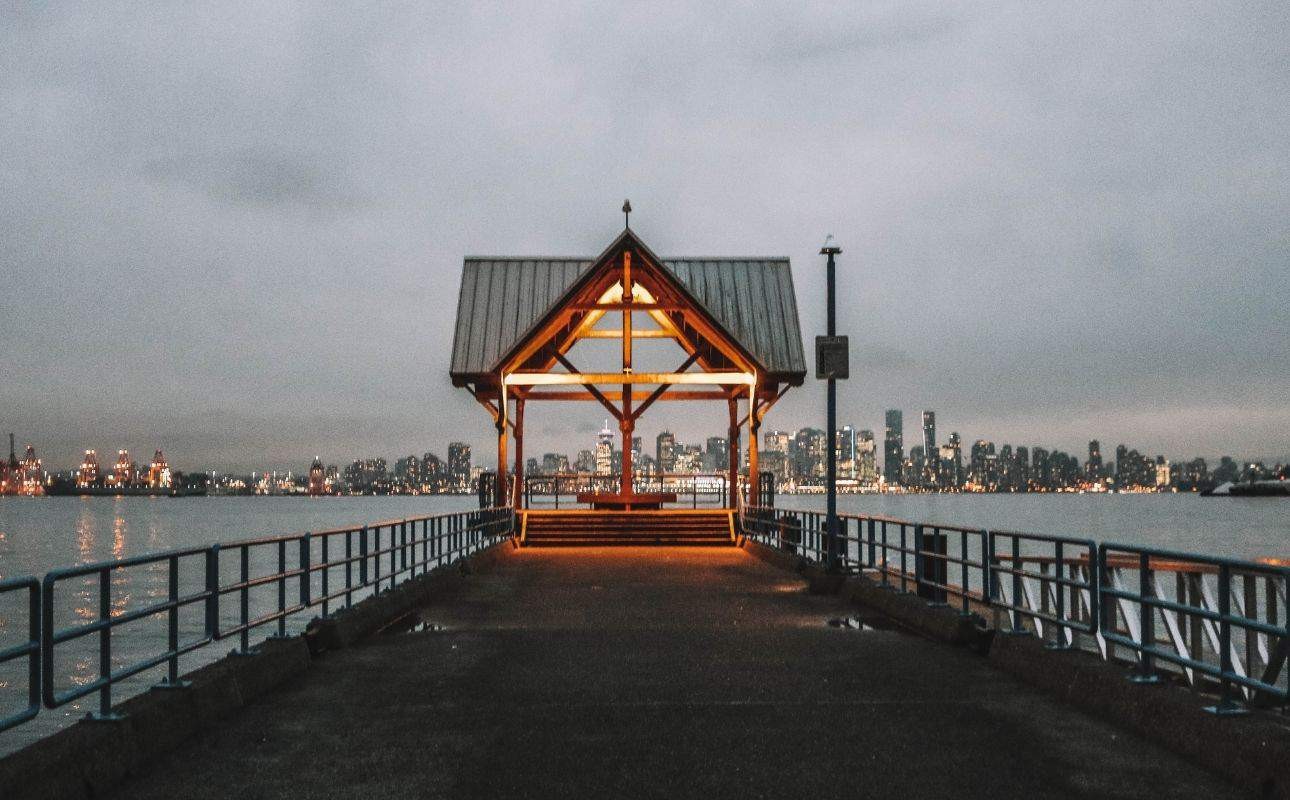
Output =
[{"x1": 1203, "y1": 479, "x2": 1290, "y2": 497}]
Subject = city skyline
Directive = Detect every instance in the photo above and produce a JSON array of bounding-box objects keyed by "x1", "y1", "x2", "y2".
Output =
[{"x1": 3, "y1": 6, "x2": 1289, "y2": 470}]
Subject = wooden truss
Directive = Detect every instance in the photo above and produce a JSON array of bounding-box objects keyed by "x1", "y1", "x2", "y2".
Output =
[{"x1": 462, "y1": 237, "x2": 788, "y2": 507}]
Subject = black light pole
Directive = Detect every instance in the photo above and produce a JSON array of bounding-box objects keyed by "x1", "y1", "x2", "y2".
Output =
[{"x1": 821, "y1": 239, "x2": 842, "y2": 572}]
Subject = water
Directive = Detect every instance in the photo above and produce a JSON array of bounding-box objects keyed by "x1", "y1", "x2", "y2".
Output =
[
  {"x1": 774, "y1": 493, "x2": 1289, "y2": 563},
  {"x1": 0, "y1": 495, "x2": 477, "y2": 752},
  {"x1": 0, "y1": 493, "x2": 1286, "y2": 752}
]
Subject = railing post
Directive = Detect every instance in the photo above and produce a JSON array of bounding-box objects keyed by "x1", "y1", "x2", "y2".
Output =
[
  {"x1": 1205, "y1": 564, "x2": 1245, "y2": 713},
  {"x1": 205, "y1": 544, "x2": 219, "y2": 643},
  {"x1": 321, "y1": 534, "x2": 330, "y2": 617},
  {"x1": 400, "y1": 520, "x2": 408, "y2": 578},
  {"x1": 1011, "y1": 535, "x2": 1025, "y2": 633},
  {"x1": 1047, "y1": 541, "x2": 1070, "y2": 649},
  {"x1": 345, "y1": 530, "x2": 355, "y2": 607},
  {"x1": 299, "y1": 532, "x2": 311, "y2": 611},
  {"x1": 92, "y1": 567, "x2": 122, "y2": 720},
  {"x1": 898, "y1": 523, "x2": 907, "y2": 592},
  {"x1": 275, "y1": 539, "x2": 288, "y2": 639},
  {"x1": 866, "y1": 518, "x2": 876, "y2": 571},
  {"x1": 238, "y1": 544, "x2": 253, "y2": 655},
  {"x1": 153, "y1": 554, "x2": 190, "y2": 690},
  {"x1": 374, "y1": 526, "x2": 382, "y2": 590},
  {"x1": 913, "y1": 524, "x2": 924, "y2": 597},
  {"x1": 1129, "y1": 552, "x2": 1160, "y2": 684},
  {"x1": 959, "y1": 529, "x2": 969, "y2": 616}
]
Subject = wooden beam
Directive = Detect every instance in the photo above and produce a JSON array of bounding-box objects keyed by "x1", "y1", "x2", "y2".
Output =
[
  {"x1": 517, "y1": 389, "x2": 732, "y2": 401},
  {"x1": 569, "y1": 302, "x2": 678, "y2": 312},
  {"x1": 552, "y1": 353, "x2": 623, "y2": 420},
  {"x1": 629, "y1": 352, "x2": 701, "y2": 421},
  {"x1": 504, "y1": 371, "x2": 754, "y2": 386},
  {"x1": 579, "y1": 328, "x2": 674, "y2": 339}
]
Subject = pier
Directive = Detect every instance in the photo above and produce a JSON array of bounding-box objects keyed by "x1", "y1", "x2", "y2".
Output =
[{"x1": 2, "y1": 230, "x2": 1288, "y2": 798}]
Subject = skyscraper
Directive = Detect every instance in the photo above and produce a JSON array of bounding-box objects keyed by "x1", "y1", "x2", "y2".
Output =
[
  {"x1": 595, "y1": 420, "x2": 614, "y2": 475},
  {"x1": 704, "y1": 436, "x2": 729, "y2": 472},
  {"x1": 1086, "y1": 440, "x2": 1103, "y2": 481},
  {"x1": 837, "y1": 425, "x2": 856, "y2": 479},
  {"x1": 883, "y1": 410, "x2": 903, "y2": 485},
  {"x1": 921, "y1": 411, "x2": 937, "y2": 487},
  {"x1": 447, "y1": 442, "x2": 471, "y2": 490},
  {"x1": 655, "y1": 431, "x2": 676, "y2": 473},
  {"x1": 857, "y1": 429, "x2": 877, "y2": 484}
]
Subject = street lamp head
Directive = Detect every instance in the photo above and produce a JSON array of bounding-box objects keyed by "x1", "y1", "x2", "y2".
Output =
[{"x1": 819, "y1": 233, "x2": 841, "y2": 255}]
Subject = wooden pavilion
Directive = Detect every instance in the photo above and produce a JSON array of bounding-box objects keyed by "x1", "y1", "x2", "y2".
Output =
[{"x1": 449, "y1": 223, "x2": 806, "y2": 509}]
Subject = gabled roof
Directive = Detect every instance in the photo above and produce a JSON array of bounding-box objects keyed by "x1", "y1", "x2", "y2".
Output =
[{"x1": 449, "y1": 231, "x2": 807, "y2": 383}]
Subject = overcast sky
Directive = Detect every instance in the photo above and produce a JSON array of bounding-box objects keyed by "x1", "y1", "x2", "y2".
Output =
[{"x1": 2, "y1": 2, "x2": 1288, "y2": 472}]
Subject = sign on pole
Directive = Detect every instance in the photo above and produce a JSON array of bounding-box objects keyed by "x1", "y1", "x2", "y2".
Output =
[{"x1": 815, "y1": 335, "x2": 849, "y2": 380}]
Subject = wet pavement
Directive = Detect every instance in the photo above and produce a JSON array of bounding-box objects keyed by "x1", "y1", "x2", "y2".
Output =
[{"x1": 107, "y1": 545, "x2": 1243, "y2": 799}]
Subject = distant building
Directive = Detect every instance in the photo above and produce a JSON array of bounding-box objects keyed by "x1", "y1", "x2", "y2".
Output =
[
  {"x1": 704, "y1": 436, "x2": 729, "y2": 472},
  {"x1": 1155, "y1": 456, "x2": 1171, "y2": 489},
  {"x1": 541, "y1": 452, "x2": 569, "y2": 473},
  {"x1": 836, "y1": 425, "x2": 856, "y2": 480},
  {"x1": 857, "y1": 429, "x2": 877, "y2": 484},
  {"x1": 77, "y1": 450, "x2": 100, "y2": 488},
  {"x1": 655, "y1": 431, "x2": 676, "y2": 473},
  {"x1": 148, "y1": 450, "x2": 172, "y2": 489},
  {"x1": 763, "y1": 430, "x2": 791, "y2": 455},
  {"x1": 19, "y1": 443, "x2": 43, "y2": 495},
  {"x1": 792, "y1": 428, "x2": 826, "y2": 480},
  {"x1": 883, "y1": 410, "x2": 903, "y2": 485},
  {"x1": 595, "y1": 420, "x2": 614, "y2": 475},
  {"x1": 1086, "y1": 440, "x2": 1103, "y2": 481},
  {"x1": 110, "y1": 449, "x2": 135, "y2": 488},
  {"x1": 447, "y1": 442, "x2": 471, "y2": 491},
  {"x1": 308, "y1": 457, "x2": 326, "y2": 495},
  {"x1": 574, "y1": 449, "x2": 595, "y2": 473},
  {"x1": 921, "y1": 411, "x2": 937, "y2": 487}
]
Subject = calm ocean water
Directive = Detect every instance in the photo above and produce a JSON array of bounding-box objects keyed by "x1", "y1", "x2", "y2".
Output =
[{"x1": 0, "y1": 493, "x2": 1285, "y2": 752}]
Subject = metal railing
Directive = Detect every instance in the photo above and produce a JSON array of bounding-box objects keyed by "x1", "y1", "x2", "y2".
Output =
[
  {"x1": 0, "y1": 578, "x2": 40, "y2": 733},
  {"x1": 990, "y1": 530, "x2": 1097, "y2": 646},
  {"x1": 739, "y1": 504, "x2": 1288, "y2": 714},
  {"x1": 1098, "y1": 543, "x2": 1290, "y2": 713},
  {"x1": 3, "y1": 506, "x2": 514, "y2": 738},
  {"x1": 522, "y1": 472, "x2": 730, "y2": 509}
]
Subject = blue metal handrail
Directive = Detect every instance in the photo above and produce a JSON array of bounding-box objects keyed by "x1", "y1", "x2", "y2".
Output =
[
  {"x1": 9, "y1": 506, "x2": 513, "y2": 737},
  {"x1": 989, "y1": 530, "x2": 1097, "y2": 642},
  {"x1": 41, "y1": 545, "x2": 216, "y2": 719},
  {"x1": 1097, "y1": 543, "x2": 1290, "y2": 713},
  {"x1": 740, "y1": 504, "x2": 1288, "y2": 715},
  {"x1": 0, "y1": 577, "x2": 40, "y2": 733}
]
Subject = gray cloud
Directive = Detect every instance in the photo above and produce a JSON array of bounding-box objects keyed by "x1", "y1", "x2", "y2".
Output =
[{"x1": 1, "y1": 2, "x2": 1288, "y2": 472}]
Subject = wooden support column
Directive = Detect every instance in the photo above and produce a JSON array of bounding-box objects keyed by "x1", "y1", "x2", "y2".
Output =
[
  {"x1": 620, "y1": 250, "x2": 633, "y2": 495},
  {"x1": 748, "y1": 384, "x2": 761, "y2": 506},
  {"x1": 512, "y1": 399, "x2": 525, "y2": 508},
  {"x1": 496, "y1": 384, "x2": 508, "y2": 507},
  {"x1": 727, "y1": 397, "x2": 740, "y2": 509}
]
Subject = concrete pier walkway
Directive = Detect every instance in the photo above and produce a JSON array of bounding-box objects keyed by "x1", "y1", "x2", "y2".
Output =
[{"x1": 108, "y1": 546, "x2": 1240, "y2": 799}]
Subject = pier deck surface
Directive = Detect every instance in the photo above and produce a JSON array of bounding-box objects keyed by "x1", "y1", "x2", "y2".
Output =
[{"x1": 109, "y1": 546, "x2": 1240, "y2": 799}]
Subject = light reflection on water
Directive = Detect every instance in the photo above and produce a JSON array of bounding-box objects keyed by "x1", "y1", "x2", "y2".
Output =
[{"x1": 0, "y1": 495, "x2": 478, "y2": 753}]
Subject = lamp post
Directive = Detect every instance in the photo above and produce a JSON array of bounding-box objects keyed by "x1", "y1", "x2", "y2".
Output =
[{"x1": 817, "y1": 237, "x2": 845, "y2": 573}]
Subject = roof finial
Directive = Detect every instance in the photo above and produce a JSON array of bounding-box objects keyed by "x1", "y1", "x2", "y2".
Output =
[{"x1": 622, "y1": 199, "x2": 632, "y2": 229}]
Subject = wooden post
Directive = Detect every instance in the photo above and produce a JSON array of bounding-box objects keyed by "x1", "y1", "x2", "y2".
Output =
[
  {"x1": 748, "y1": 387, "x2": 761, "y2": 506},
  {"x1": 620, "y1": 250, "x2": 633, "y2": 496},
  {"x1": 727, "y1": 397, "x2": 739, "y2": 509},
  {"x1": 496, "y1": 385, "x2": 508, "y2": 507},
  {"x1": 512, "y1": 399, "x2": 525, "y2": 508}
]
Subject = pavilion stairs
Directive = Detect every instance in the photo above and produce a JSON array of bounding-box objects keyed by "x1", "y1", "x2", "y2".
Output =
[{"x1": 519, "y1": 509, "x2": 736, "y2": 547}]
